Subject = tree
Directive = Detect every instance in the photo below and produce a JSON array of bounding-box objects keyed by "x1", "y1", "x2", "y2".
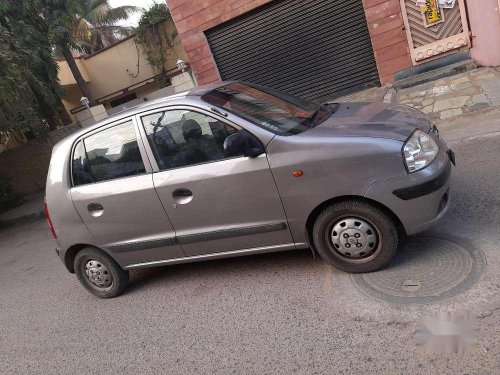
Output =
[
  {"x1": 0, "y1": 0, "x2": 137, "y2": 134},
  {"x1": 44, "y1": 0, "x2": 138, "y2": 105},
  {"x1": 74, "y1": 0, "x2": 136, "y2": 52},
  {"x1": 0, "y1": 0, "x2": 69, "y2": 132},
  {"x1": 135, "y1": 3, "x2": 179, "y2": 88}
]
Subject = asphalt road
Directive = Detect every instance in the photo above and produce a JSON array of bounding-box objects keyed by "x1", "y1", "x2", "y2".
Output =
[{"x1": 1, "y1": 111, "x2": 500, "y2": 374}]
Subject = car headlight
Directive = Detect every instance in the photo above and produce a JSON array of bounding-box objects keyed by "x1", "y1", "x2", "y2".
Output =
[{"x1": 403, "y1": 129, "x2": 439, "y2": 173}]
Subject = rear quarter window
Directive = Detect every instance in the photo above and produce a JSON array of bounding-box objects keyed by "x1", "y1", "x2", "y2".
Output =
[{"x1": 72, "y1": 141, "x2": 93, "y2": 186}]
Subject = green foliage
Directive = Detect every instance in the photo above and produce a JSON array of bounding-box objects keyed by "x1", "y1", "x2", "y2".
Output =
[
  {"x1": 137, "y1": 3, "x2": 171, "y2": 26},
  {"x1": 0, "y1": 0, "x2": 138, "y2": 134},
  {"x1": 46, "y1": 0, "x2": 138, "y2": 56},
  {"x1": 0, "y1": 0, "x2": 64, "y2": 133},
  {"x1": 0, "y1": 173, "x2": 21, "y2": 212},
  {"x1": 42, "y1": 0, "x2": 137, "y2": 104},
  {"x1": 135, "y1": 3, "x2": 178, "y2": 88}
]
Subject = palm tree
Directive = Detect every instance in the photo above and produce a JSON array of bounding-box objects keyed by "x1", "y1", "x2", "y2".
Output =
[
  {"x1": 46, "y1": 0, "x2": 138, "y2": 105},
  {"x1": 73, "y1": 0, "x2": 137, "y2": 53}
]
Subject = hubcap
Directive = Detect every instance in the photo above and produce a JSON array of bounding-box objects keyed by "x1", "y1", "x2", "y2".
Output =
[
  {"x1": 84, "y1": 260, "x2": 112, "y2": 289},
  {"x1": 331, "y1": 217, "x2": 379, "y2": 259}
]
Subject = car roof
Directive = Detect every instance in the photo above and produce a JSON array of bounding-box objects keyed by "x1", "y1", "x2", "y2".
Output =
[
  {"x1": 62, "y1": 81, "x2": 235, "y2": 144},
  {"x1": 106, "y1": 80, "x2": 233, "y2": 118}
]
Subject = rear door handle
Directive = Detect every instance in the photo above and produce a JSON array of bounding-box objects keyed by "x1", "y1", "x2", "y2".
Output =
[{"x1": 87, "y1": 203, "x2": 104, "y2": 212}]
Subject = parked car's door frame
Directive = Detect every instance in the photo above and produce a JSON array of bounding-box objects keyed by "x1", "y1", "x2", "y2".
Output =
[
  {"x1": 69, "y1": 116, "x2": 154, "y2": 183},
  {"x1": 133, "y1": 105, "x2": 245, "y2": 172},
  {"x1": 133, "y1": 105, "x2": 296, "y2": 258}
]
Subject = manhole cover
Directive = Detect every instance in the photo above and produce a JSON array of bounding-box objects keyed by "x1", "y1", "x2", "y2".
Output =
[
  {"x1": 351, "y1": 236, "x2": 486, "y2": 304},
  {"x1": 402, "y1": 279, "x2": 421, "y2": 292}
]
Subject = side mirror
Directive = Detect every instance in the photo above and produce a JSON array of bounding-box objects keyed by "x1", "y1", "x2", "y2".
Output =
[{"x1": 223, "y1": 131, "x2": 264, "y2": 158}]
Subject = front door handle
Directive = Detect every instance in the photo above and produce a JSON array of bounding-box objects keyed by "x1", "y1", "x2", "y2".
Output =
[{"x1": 172, "y1": 188, "x2": 193, "y2": 205}]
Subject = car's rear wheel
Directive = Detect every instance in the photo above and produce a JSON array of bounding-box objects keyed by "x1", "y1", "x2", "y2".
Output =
[
  {"x1": 312, "y1": 200, "x2": 399, "y2": 273},
  {"x1": 74, "y1": 247, "x2": 129, "y2": 298}
]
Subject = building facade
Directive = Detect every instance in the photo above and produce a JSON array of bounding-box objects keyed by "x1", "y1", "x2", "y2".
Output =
[
  {"x1": 167, "y1": 0, "x2": 500, "y2": 100},
  {"x1": 58, "y1": 20, "x2": 189, "y2": 120}
]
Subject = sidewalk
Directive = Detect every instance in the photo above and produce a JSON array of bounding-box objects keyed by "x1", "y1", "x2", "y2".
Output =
[
  {"x1": 0, "y1": 193, "x2": 45, "y2": 228},
  {"x1": 437, "y1": 106, "x2": 500, "y2": 142},
  {"x1": 335, "y1": 66, "x2": 500, "y2": 121},
  {"x1": 397, "y1": 67, "x2": 500, "y2": 120},
  {"x1": 333, "y1": 86, "x2": 392, "y2": 104}
]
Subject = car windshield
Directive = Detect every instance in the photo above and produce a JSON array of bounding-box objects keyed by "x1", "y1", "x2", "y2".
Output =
[{"x1": 201, "y1": 82, "x2": 335, "y2": 135}]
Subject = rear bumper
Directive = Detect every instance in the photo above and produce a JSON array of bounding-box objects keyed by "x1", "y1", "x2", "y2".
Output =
[{"x1": 365, "y1": 149, "x2": 452, "y2": 236}]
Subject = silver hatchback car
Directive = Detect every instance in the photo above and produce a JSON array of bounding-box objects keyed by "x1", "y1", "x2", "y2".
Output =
[{"x1": 46, "y1": 82, "x2": 454, "y2": 298}]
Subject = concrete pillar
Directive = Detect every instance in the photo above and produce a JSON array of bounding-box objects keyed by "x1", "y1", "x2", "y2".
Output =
[
  {"x1": 171, "y1": 72, "x2": 196, "y2": 93},
  {"x1": 75, "y1": 105, "x2": 108, "y2": 127}
]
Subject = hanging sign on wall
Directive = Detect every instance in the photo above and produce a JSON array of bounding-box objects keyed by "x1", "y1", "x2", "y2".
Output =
[{"x1": 421, "y1": 0, "x2": 445, "y2": 27}]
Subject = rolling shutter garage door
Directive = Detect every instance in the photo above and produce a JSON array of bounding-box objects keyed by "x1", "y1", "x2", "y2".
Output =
[{"x1": 205, "y1": 0, "x2": 380, "y2": 101}]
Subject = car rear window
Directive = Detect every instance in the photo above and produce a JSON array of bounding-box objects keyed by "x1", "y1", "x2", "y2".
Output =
[{"x1": 71, "y1": 120, "x2": 146, "y2": 186}]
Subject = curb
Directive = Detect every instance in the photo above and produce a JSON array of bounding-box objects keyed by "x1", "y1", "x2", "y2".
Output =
[
  {"x1": 0, "y1": 209, "x2": 46, "y2": 229},
  {"x1": 383, "y1": 87, "x2": 397, "y2": 104}
]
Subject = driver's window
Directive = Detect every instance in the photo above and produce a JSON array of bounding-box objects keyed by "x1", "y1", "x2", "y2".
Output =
[{"x1": 141, "y1": 110, "x2": 238, "y2": 170}]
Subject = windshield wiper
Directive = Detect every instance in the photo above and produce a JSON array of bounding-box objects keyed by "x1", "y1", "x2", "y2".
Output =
[{"x1": 306, "y1": 103, "x2": 332, "y2": 127}]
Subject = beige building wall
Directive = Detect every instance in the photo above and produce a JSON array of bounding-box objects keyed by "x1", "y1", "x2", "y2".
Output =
[
  {"x1": 61, "y1": 86, "x2": 84, "y2": 119},
  {"x1": 58, "y1": 19, "x2": 188, "y2": 120},
  {"x1": 58, "y1": 58, "x2": 90, "y2": 86},
  {"x1": 83, "y1": 38, "x2": 156, "y2": 100}
]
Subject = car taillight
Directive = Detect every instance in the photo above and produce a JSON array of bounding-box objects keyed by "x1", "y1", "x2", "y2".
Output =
[{"x1": 44, "y1": 203, "x2": 57, "y2": 239}]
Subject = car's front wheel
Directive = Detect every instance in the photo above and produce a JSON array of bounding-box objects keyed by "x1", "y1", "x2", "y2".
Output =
[
  {"x1": 312, "y1": 200, "x2": 399, "y2": 273},
  {"x1": 74, "y1": 247, "x2": 129, "y2": 298}
]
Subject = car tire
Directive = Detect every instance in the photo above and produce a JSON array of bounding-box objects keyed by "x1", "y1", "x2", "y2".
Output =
[
  {"x1": 74, "y1": 247, "x2": 129, "y2": 298},
  {"x1": 312, "y1": 200, "x2": 399, "y2": 273}
]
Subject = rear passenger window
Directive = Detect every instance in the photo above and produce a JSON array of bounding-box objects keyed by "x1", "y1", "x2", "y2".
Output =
[{"x1": 72, "y1": 120, "x2": 146, "y2": 186}]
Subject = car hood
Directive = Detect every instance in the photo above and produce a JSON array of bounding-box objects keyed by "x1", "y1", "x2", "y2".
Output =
[{"x1": 300, "y1": 102, "x2": 432, "y2": 141}]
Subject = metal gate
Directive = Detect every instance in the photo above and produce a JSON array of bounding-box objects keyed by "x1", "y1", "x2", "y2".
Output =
[
  {"x1": 205, "y1": 0, "x2": 380, "y2": 101},
  {"x1": 400, "y1": 0, "x2": 471, "y2": 65}
]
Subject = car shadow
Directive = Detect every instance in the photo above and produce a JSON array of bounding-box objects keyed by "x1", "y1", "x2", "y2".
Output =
[{"x1": 125, "y1": 248, "x2": 315, "y2": 295}]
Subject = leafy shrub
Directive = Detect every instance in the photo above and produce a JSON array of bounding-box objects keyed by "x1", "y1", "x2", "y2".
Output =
[
  {"x1": 0, "y1": 173, "x2": 21, "y2": 212},
  {"x1": 135, "y1": 3, "x2": 178, "y2": 88}
]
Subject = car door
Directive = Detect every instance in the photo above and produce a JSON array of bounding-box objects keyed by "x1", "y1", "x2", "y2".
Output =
[
  {"x1": 70, "y1": 117, "x2": 185, "y2": 266},
  {"x1": 138, "y1": 107, "x2": 294, "y2": 257}
]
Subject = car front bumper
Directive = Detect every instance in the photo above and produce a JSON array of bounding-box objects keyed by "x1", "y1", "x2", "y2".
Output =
[{"x1": 364, "y1": 148, "x2": 453, "y2": 236}]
